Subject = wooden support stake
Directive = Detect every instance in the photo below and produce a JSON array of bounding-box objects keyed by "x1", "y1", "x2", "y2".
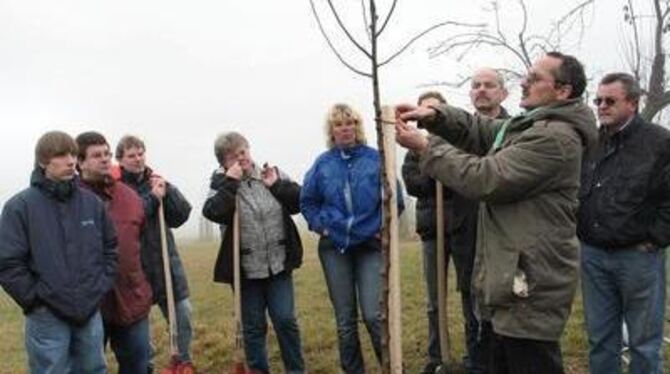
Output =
[
  {"x1": 159, "y1": 201, "x2": 179, "y2": 359},
  {"x1": 233, "y1": 198, "x2": 246, "y2": 367},
  {"x1": 382, "y1": 105, "x2": 402, "y2": 373},
  {"x1": 436, "y1": 182, "x2": 453, "y2": 367}
]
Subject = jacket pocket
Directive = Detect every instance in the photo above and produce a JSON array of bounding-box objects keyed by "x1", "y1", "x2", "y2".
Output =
[
  {"x1": 485, "y1": 250, "x2": 520, "y2": 307},
  {"x1": 614, "y1": 170, "x2": 649, "y2": 205}
]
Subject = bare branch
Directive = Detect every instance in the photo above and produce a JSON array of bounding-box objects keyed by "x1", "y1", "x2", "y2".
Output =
[
  {"x1": 428, "y1": 33, "x2": 498, "y2": 58},
  {"x1": 553, "y1": 0, "x2": 594, "y2": 27},
  {"x1": 418, "y1": 66, "x2": 525, "y2": 89},
  {"x1": 326, "y1": 0, "x2": 372, "y2": 59},
  {"x1": 309, "y1": 0, "x2": 372, "y2": 78},
  {"x1": 627, "y1": 0, "x2": 642, "y2": 82},
  {"x1": 454, "y1": 36, "x2": 487, "y2": 61},
  {"x1": 379, "y1": 21, "x2": 485, "y2": 67},
  {"x1": 545, "y1": 0, "x2": 593, "y2": 49},
  {"x1": 377, "y1": 0, "x2": 398, "y2": 37},
  {"x1": 641, "y1": 89, "x2": 670, "y2": 121},
  {"x1": 417, "y1": 75, "x2": 472, "y2": 89},
  {"x1": 526, "y1": 34, "x2": 558, "y2": 51},
  {"x1": 516, "y1": 0, "x2": 532, "y2": 67},
  {"x1": 646, "y1": 0, "x2": 666, "y2": 104},
  {"x1": 493, "y1": 1, "x2": 508, "y2": 44},
  {"x1": 496, "y1": 67, "x2": 526, "y2": 80},
  {"x1": 431, "y1": 0, "x2": 594, "y2": 76},
  {"x1": 662, "y1": 1, "x2": 670, "y2": 21},
  {"x1": 361, "y1": 0, "x2": 372, "y2": 42},
  {"x1": 430, "y1": 29, "x2": 532, "y2": 70}
]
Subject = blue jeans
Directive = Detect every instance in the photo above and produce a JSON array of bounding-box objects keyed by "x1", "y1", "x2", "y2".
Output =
[
  {"x1": 318, "y1": 237, "x2": 382, "y2": 374},
  {"x1": 581, "y1": 242, "x2": 666, "y2": 374},
  {"x1": 241, "y1": 271, "x2": 305, "y2": 373},
  {"x1": 25, "y1": 307, "x2": 106, "y2": 374},
  {"x1": 105, "y1": 317, "x2": 151, "y2": 374},
  {"x1": 158, "y1": 297, "x2": 194, "y2": 363}
]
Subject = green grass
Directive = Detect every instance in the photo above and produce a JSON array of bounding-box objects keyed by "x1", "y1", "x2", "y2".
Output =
[{"x1": 1, "y1": 237, "x2": 668, "y2": 373}]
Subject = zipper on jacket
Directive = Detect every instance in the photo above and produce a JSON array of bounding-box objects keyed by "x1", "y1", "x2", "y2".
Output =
[{"x1": 342, "y1": 165, "x2": 355, "y2": 253}]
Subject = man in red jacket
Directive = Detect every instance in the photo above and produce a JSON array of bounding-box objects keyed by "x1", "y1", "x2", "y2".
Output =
[{"x1": 76, "y1": 131, "x2": 153, "y2": 373}]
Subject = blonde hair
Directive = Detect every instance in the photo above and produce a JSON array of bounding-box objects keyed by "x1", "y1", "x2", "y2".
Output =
[{"x1": 325, "y1": 103, "x2": 367, "y2": 149}]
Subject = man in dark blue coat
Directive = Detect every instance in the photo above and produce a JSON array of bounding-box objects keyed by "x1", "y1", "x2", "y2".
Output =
[{"x1": 0, "y1": 131, "x2": 118, "y2": 373}]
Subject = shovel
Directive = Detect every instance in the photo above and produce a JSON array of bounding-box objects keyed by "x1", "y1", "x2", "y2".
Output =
[
  {"x1": 230, "y1": 197, "x2": 255, "y2": 374},
  {"x1": 435, "y1": 181, "x2": 453, "y2": 373},
  {"x1": 158, "y1": 201, "x2": 194, "y2": 374}
]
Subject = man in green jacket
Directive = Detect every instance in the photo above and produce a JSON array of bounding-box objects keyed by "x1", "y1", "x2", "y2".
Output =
[{"x1": 395, "y1": 51, "x2": 598, "y2": 373}]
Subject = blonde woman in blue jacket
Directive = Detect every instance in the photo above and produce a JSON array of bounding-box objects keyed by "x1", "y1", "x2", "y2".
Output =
[{"x1": 301, "y1": 103, "x2": 403, "y2": 374}]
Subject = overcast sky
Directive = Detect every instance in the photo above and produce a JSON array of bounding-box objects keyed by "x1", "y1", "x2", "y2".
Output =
[{"x1": 0, "y1": 1, "x2": 640, "y2": 236}]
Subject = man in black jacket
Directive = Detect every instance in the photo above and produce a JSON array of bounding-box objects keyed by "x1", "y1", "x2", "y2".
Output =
[
  {"x1": 578, "y1": 72, "x2": 670, "y2": 373},
  {"x1": 402, "y1": 69, "x2": 510, "y2": 374},
  {"x1": 0, "y1": 131, "x2": 117, "y2": 373},
  {"x1": 115, "y1": 135, "x2": 195, "y2": 370},
  {"x1": 402, "y1": 91, "x2": 452, "y2": 374}
]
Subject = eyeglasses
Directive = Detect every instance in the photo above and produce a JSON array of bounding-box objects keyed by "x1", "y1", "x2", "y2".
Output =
[
  {"x1": 523, "y1": 72, "x2": 565, "y2": 87},
  {"x1": 523, "y1": 73, "x2": 546, "y2": 85},
  {"x1": 593, "y1": 97, "x2": 617, "y2": 107},
  {"x1": 89, "y1": 150, "x2": 112, "y2": 159}
]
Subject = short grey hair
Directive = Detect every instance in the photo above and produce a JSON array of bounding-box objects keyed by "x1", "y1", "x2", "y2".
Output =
[
  {"x1": 599, "y1": 72, "x2": 642, "y2": 102},
  {"x1": 214, "y1": 131, "x2": 249, "y2": 165},
  {"x1": 472, "y1": 67, "x2": 506, "y2": 90}
]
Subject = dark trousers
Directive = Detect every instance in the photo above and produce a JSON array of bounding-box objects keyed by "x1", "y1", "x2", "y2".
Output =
[{"x1": 482, "y1": 323, "x2": 564, "y2": 374}]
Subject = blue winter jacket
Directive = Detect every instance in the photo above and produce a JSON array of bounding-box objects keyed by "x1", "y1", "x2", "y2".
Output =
[
  {"x1": 301, "y1": 144, "x2": 404, "y2": 252},
  {"x1": 0, "y1": 168, "x2": 118, "y2": 325}
]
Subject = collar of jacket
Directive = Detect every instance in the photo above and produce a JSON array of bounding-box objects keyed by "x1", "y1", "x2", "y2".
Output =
[
  {"x1": 497, "y1": 106, "x2": 511, "y2": 119},
  {"x1": 120, "y1": 166, "x2": 153, "y2": 186},
  {"x1": 79, "y1": 175, "x2": 115, "y2": 201},
  {"x1": 333, "y1": 143, "x2": 366, "y2": 160},
  {"x1": 601, "y1": 114, "x2": 643, "y2": 143},
  {"x1": 242, "y1": 163, "x2": 262, "y2": 181},
  {"x1": 508, "y1": 98, "x2": 594, "y2": 133},
  {"x1": 30, "y1": 167, "x2": 77, "y2": 202}
]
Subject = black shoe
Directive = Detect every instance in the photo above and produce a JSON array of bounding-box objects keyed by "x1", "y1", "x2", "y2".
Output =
[
  {"x1": 434, "y1": 363, "x2": 448, "y2": 374},
  {"x1": 421, "y1": 362, "x2": 441, "y2": 374}
]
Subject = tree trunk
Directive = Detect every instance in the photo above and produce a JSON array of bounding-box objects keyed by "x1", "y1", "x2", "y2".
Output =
[{"x1": 369, "y1": 1, "x2": 393, "y2": 373}]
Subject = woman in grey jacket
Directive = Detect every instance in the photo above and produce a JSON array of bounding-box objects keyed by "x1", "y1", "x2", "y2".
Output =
[{"x1": 203, "y1": 131, "x2": 305, "y2": 374}]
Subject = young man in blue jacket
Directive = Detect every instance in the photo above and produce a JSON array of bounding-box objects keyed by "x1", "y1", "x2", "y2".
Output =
[{"x1": 0, "y1": 131, "x2": 118, "y2": 373}]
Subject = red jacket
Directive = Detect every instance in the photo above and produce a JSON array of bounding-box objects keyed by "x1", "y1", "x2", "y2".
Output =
[{"x1": 81, "y1": 179, "x2": 153, "y2": 326}]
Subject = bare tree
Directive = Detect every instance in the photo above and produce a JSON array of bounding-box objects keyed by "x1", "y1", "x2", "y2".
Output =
[
  {"x1": 623, "y1": 0, "x2": 670, "y2": 122},
  {"x1": 426, "y1": 0, "x2": 594, "y2": 88},
  {"x1": 308, "y1": 1, "x2": 481, "y2": 372}
]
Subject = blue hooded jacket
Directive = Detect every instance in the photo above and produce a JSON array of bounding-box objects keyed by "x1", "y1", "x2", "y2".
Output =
[
  {"x1": 0, "y1": 168, "x2": 118, "y2": 325},
  {"x1": 301, "y1": 144, "x2": 403, "y2": 251}
]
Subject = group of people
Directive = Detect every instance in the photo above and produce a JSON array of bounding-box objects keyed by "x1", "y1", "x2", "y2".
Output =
[
  {"x1": 0, "y1": 134, "x2": 195, "y2": 373},
  {"x1": 395, "y1": 52, "x2": 670, "y2": 374},
  {"x1": 0, "y1": 50, "x2": 669, "y2": 374}
]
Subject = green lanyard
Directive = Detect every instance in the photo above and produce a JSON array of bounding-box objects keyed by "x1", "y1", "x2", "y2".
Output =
[{"x1": 490, "y1": 107, "x2": 543, "y2": 151}]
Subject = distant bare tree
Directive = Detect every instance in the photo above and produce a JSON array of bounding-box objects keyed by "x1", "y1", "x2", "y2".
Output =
[
  {"x1": 308, "y1": 1, "x2": 481, "y2": 372},
  {"x1": 426, "y1": 0, "x2": 594, "y2": 88},
  {"x1": 622, "y1": 0, "x2": 670, "y2": 122}
]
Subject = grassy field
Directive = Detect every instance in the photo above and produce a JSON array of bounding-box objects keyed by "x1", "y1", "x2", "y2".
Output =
[{"x1": 0, "y1": 236, "x2": 668, "y2": 373}]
